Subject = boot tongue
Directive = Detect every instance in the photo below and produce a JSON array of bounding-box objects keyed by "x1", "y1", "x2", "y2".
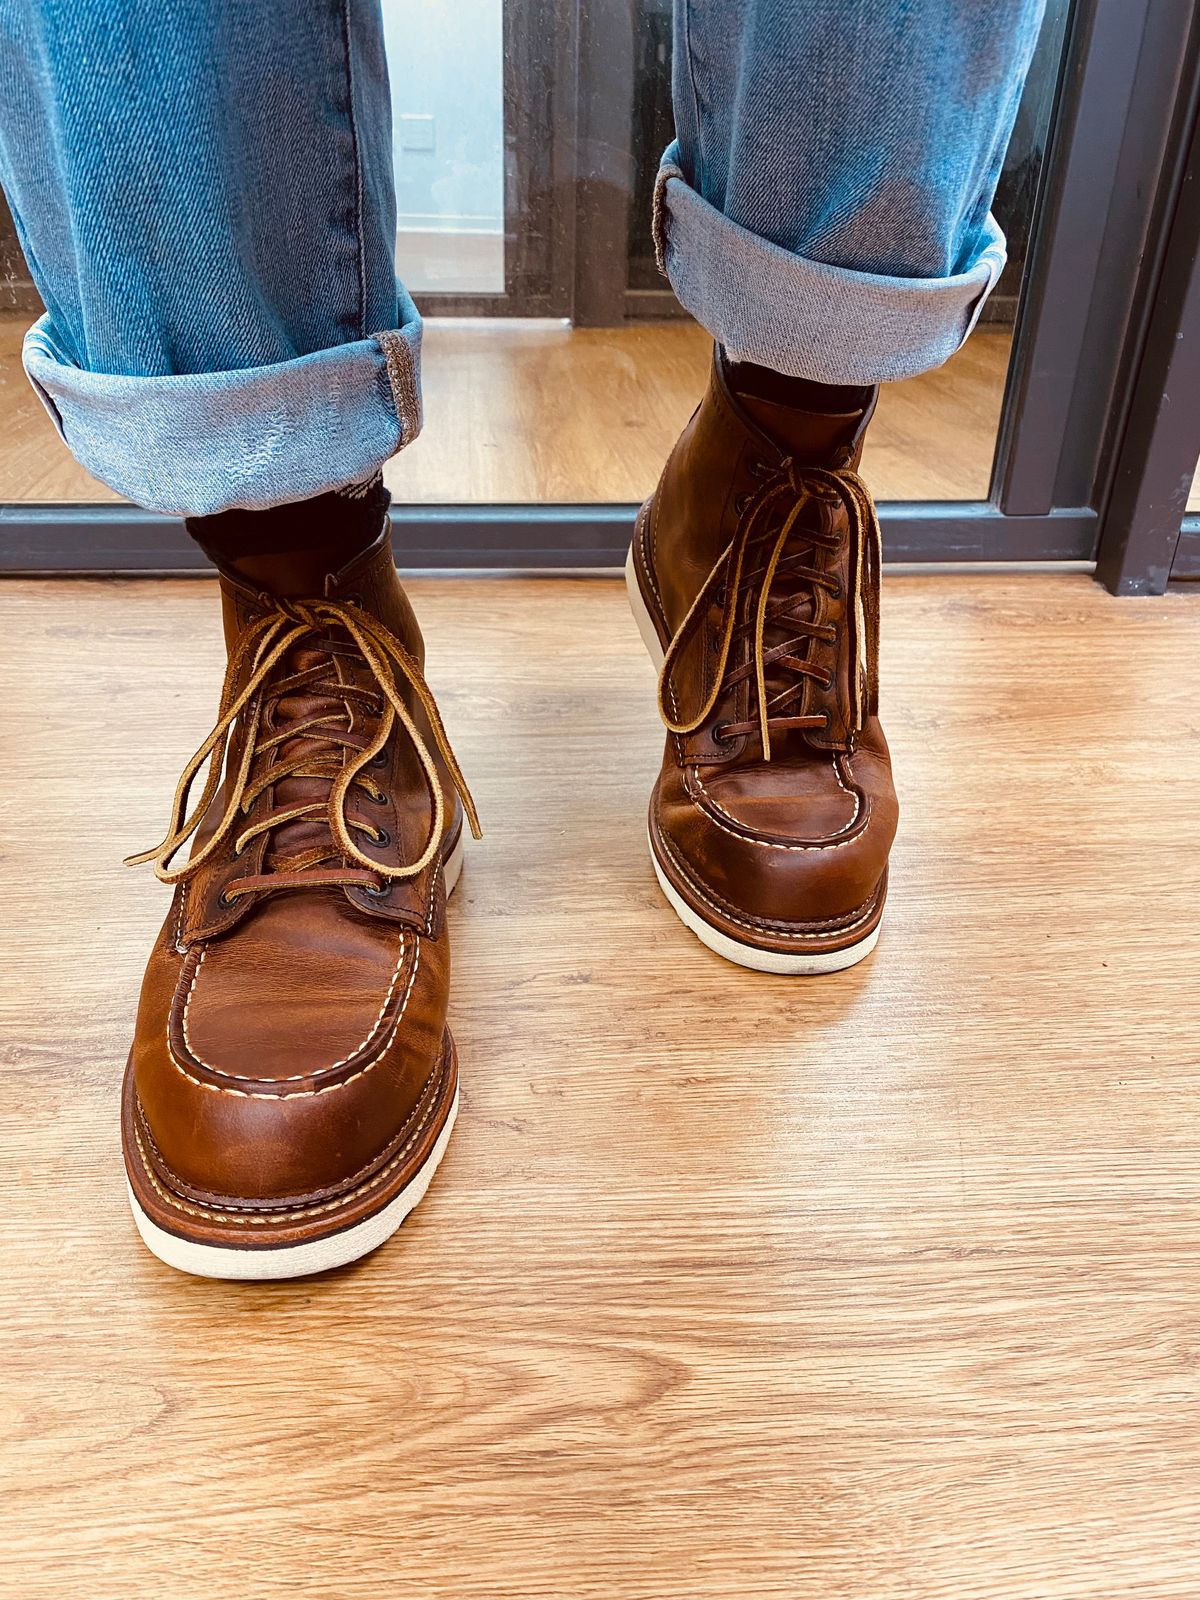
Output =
[
  {"x1": 220, "y1": 551, "x2": 377, "y2": 871},
  {"x1": 732, "y1": 395, "x2": 860, "y2": 756},
  {"x1": 738, "y1": 394, "x2": 867, "y2": 467},
  {"x1": 210, "y1": 557, "x2": 358, "y2": 871},
  {"x1": 206, "y1": 531, "x2": 428, "y2": 884},
  {"x1": 254, "y1": 641, "x2": 351, "y2": 871}
]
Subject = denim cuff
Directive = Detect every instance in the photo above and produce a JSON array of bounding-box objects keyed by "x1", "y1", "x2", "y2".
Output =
[
  {"x1": 22, "y1": 286, "x2": 424, "y2": 516},
  {"x1": 653, "y1": 141, "x2": 1007, "y2": 386}
]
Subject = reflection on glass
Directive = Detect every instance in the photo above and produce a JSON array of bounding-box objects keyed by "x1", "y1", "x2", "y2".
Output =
[
  {"x1": 383, "y1": 0, "x2": 505, "y2": 296},
  {"x1": 395, "y1": 0, "x2": 1069, "y2": 506},
  {"x1": 0, "y1": 0, "x2": 1070, "y2": 509}
]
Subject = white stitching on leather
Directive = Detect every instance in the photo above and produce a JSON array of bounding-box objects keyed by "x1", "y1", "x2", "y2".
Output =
[
  {"x1": 832, "y1": 754, "x2": 861, "y2": 816},
  {"x1": 131, "y1": 1053, "x2": 446, "y2": 1224},
  {"x1": 655, "y1": 825, "x2": 882, "y2": 938},
  {"x1": 640, "y1": 496, "x2": 875, "y2": 860},
  {"x1": 684, "y1": 784, "x2": 876, "y2": 857},
  {"x1": 642, "y1": 498, "x2": 668, "y2": 619},
  {"x1": 172, "y1": 885, "x2": 187, "y2": 953},
  {"x1": 690, "y1": 767, "x2": 865, "y2": 849},
  {"x1": 169, "y1": 935, "x2": 421, "y2": 1099},
  {"x1": 138, "y1": 1052, "x2": 439, "y2": 1211},
  {"x1": 181, "y1": 933, "x2": 408, "y2": 1082}
]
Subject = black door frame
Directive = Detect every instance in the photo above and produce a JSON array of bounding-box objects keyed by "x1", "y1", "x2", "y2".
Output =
[
  {"x1": 408, "y1": 0, "x2": 578, "y2": 319},
  {"x1": 1, "y1": 0, "x2": 1198, "y2": 580},
  {"x1": 1090, "y1": 3, "x2": 1200, "y2": 591}
]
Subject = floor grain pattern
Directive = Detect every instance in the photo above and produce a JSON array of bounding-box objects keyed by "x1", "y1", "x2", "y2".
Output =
[{"x1": 1, "y1": 574, "x2": 1198, "y2": 1600}]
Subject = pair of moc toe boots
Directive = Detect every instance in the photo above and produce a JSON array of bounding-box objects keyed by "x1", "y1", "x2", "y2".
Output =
[{"x1": 123, "y1": 350, "x2": 898, "y2": 1279}]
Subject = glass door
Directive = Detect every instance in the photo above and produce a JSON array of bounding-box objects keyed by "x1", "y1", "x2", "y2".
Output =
[{"x1": 0, "y1": 0, "x2": 1196, "y2": 585}]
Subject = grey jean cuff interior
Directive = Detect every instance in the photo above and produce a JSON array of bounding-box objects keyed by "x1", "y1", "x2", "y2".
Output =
[
  {"x1": 21, "y1": 290, "x2": 424, "y2": 517},
  {"x1": 653, "y1": 149, "x2": 1006, "y2": 386}
]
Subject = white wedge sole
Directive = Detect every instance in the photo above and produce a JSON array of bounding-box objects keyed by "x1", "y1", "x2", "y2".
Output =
[{"x1": 127, "y1": 1088, "x2": 459, "y2": 1281}]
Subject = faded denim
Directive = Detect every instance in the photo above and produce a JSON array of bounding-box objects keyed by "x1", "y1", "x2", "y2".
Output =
[
  {"x1": 1, "y1": 0, "x2": 1043, "y2": 515},
  {"x1": 658, "y1": 0, "x2": 1047, "y2": 383},
  {"x1": 0, "y1": 0, "x2": 418, "y2": 515}
]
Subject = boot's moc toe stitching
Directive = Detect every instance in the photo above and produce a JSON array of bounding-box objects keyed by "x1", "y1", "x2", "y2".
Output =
[
  {"x1": 121, "y1": 529, "x2": 479, "y2": 1279},
  {"x1": 628, "y1": 348, "x2": 899, "y2": 975}
]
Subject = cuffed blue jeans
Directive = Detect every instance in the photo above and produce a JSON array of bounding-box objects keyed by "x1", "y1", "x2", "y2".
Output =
[{"x1": 0, "y1": 0, "x2": 1045, "y2": 517}]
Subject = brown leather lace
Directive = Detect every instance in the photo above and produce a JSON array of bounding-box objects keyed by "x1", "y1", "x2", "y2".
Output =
[
  {"x1": 657, "y1": 459, "x2": 881, "y2": 760},
  {"x1": 126, "y1": 597, "x2": 481, "y2": 897}
]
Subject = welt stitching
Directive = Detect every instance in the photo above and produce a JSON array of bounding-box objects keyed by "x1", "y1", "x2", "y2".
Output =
[
  {"x1": 166, "y1": 937, "x2": 422, "y2": 1099},
  {"x1": 132, "y1": 1056, "x2": 446, "y2": 1226},
  {"x1": 137, "y1": 1051, "x2": 440, "y2": 1212},
  {"x1": 655, "y1": 823, "x2": 882, "y2": 938},
  {"x1": 180, "y1": 933, "x2": 408, "y2": 1082}
]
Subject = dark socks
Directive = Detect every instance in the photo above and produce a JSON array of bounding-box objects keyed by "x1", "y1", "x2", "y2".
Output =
[{"x1": 186, "y1": 475, "x2": 391, "y2": 591}]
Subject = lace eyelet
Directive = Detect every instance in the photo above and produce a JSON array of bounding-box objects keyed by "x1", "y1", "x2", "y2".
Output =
[
  {"x1": 828, "y1": 583, "x2": 843, "y2": 601},
  {"x1": 712, "y1": 723, "x2": 732, "y2": 747},
  {"x1": 218, "y1": 887, "x2": 238, "y2": 909},
  {"x1": 733, "y1": 492, "x2": 750, "y2": 515},
  {"x1": 364, "y1": 879, "x2": 389, "y2": 899},
  {"x1": 821, "y1": 674, "x2": 835, "y2": 692},
  {"x1": 366, "y1": 785, "x2": 388, "y2": 805},
  {"x1": 372, "y1": 827, "x2": 392, "y2": 849},
  {"x1": 369, "y1": 748, "x2": 389, "y2": 770}
]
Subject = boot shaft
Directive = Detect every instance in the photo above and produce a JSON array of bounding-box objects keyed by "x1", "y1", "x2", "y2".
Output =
[{"x1": 648, "y1": 348, "x2": 881, "y2": 756}]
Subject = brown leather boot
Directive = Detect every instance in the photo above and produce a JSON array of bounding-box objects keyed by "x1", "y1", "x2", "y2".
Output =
[
  {"x1": 121, "y1": 528, "x2": 479, "y2": 1278},
  {"x1": 627, "y1": 349, "x2": 898, "y2": 974}
]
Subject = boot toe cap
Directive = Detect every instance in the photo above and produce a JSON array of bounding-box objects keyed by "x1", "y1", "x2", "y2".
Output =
[
  {"x1": 652, "y1": 746, "x2": 897, "y2": 956},
  {"x1": 123, "y1": 913, "x2": 453, "y2": 1247}
]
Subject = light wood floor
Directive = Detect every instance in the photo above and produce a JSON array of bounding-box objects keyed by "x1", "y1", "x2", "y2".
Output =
[
  {"x1": 2, "y1": 573, "x2": 1198, "y2": 1599},
  {"x1": 0, "y1": 314, "x2": 1010, "y2": 506}
]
